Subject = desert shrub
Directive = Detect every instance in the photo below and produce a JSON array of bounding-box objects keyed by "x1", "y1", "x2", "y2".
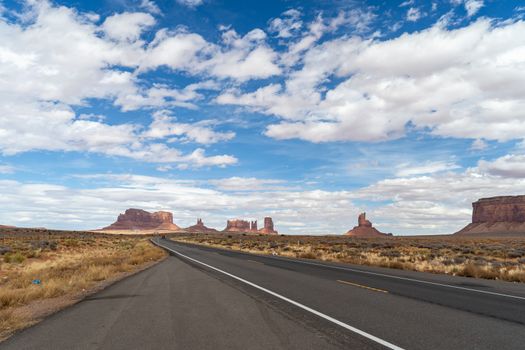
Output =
[
  {"x1": 507, "y1": 250, "x2": 523, "y2": 259},
  {"x1": 298, "y1": 251, "x2": 318, "y2": 259},
  {"x1": 380, "y1": 250, "x2": 401, "y2": 258},
  {"x1": 453, "y1": 256, "x2": 466, "y2": 264},
  {"x1": 4, "y1": 252, "x2": 25, "y2": 264}
]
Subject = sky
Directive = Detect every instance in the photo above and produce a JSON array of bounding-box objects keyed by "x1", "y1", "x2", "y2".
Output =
[{"x1": 0, "y1": 0, "x2": 525, "y2": 235}]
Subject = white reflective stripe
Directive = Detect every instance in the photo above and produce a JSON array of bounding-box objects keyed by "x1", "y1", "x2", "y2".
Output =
[{"x1": 152, "y1": 239, "x2": 405, "y2": 350}]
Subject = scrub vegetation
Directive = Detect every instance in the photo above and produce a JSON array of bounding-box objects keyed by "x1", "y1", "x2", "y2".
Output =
[
  {"x1": 172, "y1": 233, "x2": 525, "y2": 283},
  {"x1": 0, "y1": 228, "x2": 166, "y2": 341}
]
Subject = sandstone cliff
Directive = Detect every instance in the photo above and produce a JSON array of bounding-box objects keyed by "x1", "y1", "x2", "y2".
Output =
[
  {"x1": 102, "y1": 208, "x2": 181, "y2": 232},
  {"x1": 455, "y1": 196, "x2": 525, "y2": 235},
  {"x1": 345, "y1": 213, "x2": 390, "y2": 237},
  {"x1": 184, "y1": 218, "x2": 218, "y2": 233},
  {"x1": 259, "y1": 217, "x2": 278, "y2": 234},
  {"x1": 223, "y1": 217, "x2": 278, "y2": 234}
]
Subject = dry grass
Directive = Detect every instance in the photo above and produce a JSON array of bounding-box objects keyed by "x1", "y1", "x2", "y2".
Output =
[
  {"x1": 171, "y1": 233, "x2": 525, "y2": 283},
  {"x1": 0, "y1": 228, "x2": 166, "y2": 340}
]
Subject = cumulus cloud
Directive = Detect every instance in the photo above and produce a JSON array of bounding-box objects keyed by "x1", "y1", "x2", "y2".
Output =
[
  {"x1": 0, "y1": 1, "x2": 244, "y2": 167},
  {"x1": 218, "y1": 19, "x2": 525, "y2": 143},
  {"x1": 268, "y1": 9, "x2": 302, "y2": 38},
  {"x1": 478, "y1": 154, "x2": 525, "y2": 178},
  {"x1": 464, "y1": 0, "x2": 484, "y2": 17},
  {"x1": 139, "y1": 0, "x2": 161, "y2": 14},
  {"x1": 143, "y1": 110, "x2": 235, "y2": 144},
  {"x1": 0, "y1": 175, "x2": 358, "y2": 234},
  {"x1": 102, "y1": 12, "x2": 155, "y2": 42},
  {"x1": 354, "y1": 169, "x2": 525, "y2": 234}
]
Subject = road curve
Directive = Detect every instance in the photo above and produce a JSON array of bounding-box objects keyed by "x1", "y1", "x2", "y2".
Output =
[
  {"x1": 2, "y1": 237, "x2": 524, "y2": 350},
  {"x1": 151, "y1": 238, "x2": 525, "y2": 350}
]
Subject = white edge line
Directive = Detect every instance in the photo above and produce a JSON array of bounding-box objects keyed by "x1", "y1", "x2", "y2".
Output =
[
  {"x1": 151, "y1": 239, "x2": 405, "y2": 350},
  {"x1": 170, "y1": 240, "x2": 525, "y2": 301}
]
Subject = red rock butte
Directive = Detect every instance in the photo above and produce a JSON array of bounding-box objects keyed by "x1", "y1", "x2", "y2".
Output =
[
  {"x1": 184, "y1": 218, "x2": 218, "y2": 233},
  {"x1": 102, "y1": 208, "x2": 181, "y2": 231},
  {"x1": 345, "y1": 213, "x2": 390, "y2": 237},
  {"x1": 223, "y1": 217, "x2": 278, "y2": 234},
  {"x1": 455, "y1": 195, "x2": 525, "y2": 235}
]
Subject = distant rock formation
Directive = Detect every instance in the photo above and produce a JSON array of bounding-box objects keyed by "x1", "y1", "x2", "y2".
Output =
[
  {"x1": 259, "y1": 217, "x2": 278, "y2": 234},
  {"x1": 455, "y1": 196, "x2": 525, "y2": 235},
  {"x1": 223, "y1": 219, "x2": 251, "y2": 233},
  {"x1": 102, "y1": 208, "x2": 181, "y2": 231},
  {"x1": 185, "y1": 218, "x2": 218, "y2": 233},
  {"x1": 223, "y1": 217, "x2": 278, "y2": 234},
  {"x1": 345, "y1": 213, "x2": 390, "y2": 237},
  {"x1": 0, "y1": 225, "x2": 16, "y2": 229}
]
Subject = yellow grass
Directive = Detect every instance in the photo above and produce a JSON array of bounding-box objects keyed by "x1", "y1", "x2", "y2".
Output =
[
  {"x1": 0, "y1": 231, "x2": 166, "y2": 340},
  {"x1": 172, "y1": 233, "x2": 525, "y2": 283}
]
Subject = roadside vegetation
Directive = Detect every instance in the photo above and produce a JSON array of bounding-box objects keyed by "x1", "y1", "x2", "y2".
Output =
[
  {"x1": 0, "y1": 228, "x2": 166, "y2": 340},
  {"x1": 172, "y1": 233, "x2": 525, "y2": 283}
]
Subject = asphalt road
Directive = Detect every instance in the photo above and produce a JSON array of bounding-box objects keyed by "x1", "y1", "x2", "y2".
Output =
[{"x1": 2, "y1": 238, "x2": 525, "y2": 350}]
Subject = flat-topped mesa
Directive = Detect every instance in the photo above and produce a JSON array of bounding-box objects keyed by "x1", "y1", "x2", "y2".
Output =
[
  {"x1": 223, "y1": 219, "x2": 251, "y2": 233},
  {"x1": 223, "y1": 217, "x2": 278, "y2": 234},
  {"x1": 102, "y1": 208, "x2": 180, "y2": 231},
  {"x1": 259, "y1": 217, "x2": 278, "y2": 235},
  {"x1": 456, "y1": 195, "x2": 525, "y2": 235},
  {"x1": 345, "y1": 212, "x2": 390, "y2": 237},
  {"x1": 185, "y1": 218, "x2": 218, "y2": 233}
]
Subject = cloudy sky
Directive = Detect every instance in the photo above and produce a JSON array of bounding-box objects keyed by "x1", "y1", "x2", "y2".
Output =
[{"x1": 1, "y1": 0, "x2": 524, "y2": 235}]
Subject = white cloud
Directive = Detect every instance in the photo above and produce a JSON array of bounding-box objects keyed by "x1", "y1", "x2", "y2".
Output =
[
  {"x1": 0, "y1": 164, "x2": 14, "y2": 174},
  {"x1": 395, "y1": 161, "x2": 460, "y2": 177},
  {"x1": 139, "y1": 0, "x2": 161, "y2": 14},
  {"x1": 478, "y1": 154, "x2": 525, "y2": 178},
  {"x1": 219, "y1": 19, "x2": 525, "y2": 144},
  {"x1": 0, "y1": 1, "x2": 239, "y2": 168},
  {"x1": 143, "y1": 110, "x2": 235, "y2": 144},
  {"x1": 0, "y1": 175, "x2": 358, "y2": 234},
  {"x1": 470, "y1": 138, "x2": 488, "y2": 150},
  {"x1": 156, "y1": 165, "x2": 173, "y2": 172},
  {"x1": 3, "y1": 164, "x2": 525, "y2": 234},
  {"x1": 269, "y1": 9, "x2": 302, "y2": 38},
  {"x1": 176, "y1": 0, "x2": 203, "y2": 8},
  {"x1": 464, "y1": 0, "x2": 483, "y2": 17},
  {"x1": 406, "y1": 7, "x2": 422, "y2": 22},
  {"x1": 354, "y1": 169, "x2": 525, "y2": 234},
  {"x1": 209, "y1": 177, "x2": 289, "y2": 191},
  {"x1": 102, "y1": 12, "x2": 155, "y2": 42}
]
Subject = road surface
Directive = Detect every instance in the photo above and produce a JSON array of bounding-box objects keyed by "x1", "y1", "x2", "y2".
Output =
[{"x1": 2, "y1": 238, "x2": 524, "y2": 349}]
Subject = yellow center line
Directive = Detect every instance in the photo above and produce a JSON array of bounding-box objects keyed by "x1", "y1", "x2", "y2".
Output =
[
  {"x1": 337, "y1": 280, "x2": 388, "y2": 293},
  {"x1": 246, "y1": 259, "x2": 263, "y2": 264}
]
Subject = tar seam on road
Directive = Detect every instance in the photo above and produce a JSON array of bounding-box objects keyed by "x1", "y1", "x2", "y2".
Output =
[
  {"x1": 337, "y1": 280, "x2": 388, "y2": 293},
  {"x1": 152, "y1": 239, "x2": 405, "y2": 350}
]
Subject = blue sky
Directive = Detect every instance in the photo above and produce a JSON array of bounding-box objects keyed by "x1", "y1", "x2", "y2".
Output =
[{"x1": 0, "y1": 0, "x2": 525, "y2": 234}]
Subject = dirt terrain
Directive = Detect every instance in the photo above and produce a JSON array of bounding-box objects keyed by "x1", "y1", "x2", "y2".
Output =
[
  {"x1": 171, "y1": 233, "x2": 525, "y2": 283},
  {"x1": 0, "y1": 228, "x2": 166, "y2": 340}
]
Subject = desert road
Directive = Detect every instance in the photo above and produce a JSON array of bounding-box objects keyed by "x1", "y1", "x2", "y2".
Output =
[{"x1": 2, "y1": 238, "x2": 525, "y2": 350}]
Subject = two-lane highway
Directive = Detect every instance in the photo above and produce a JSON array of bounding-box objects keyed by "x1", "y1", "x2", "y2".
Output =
[
  {"x1": 2, "y1": 237, "x2": 524, "y2": 350},
  {"x1": 153, "y1": 239, "x2": 525, "y2": 350}
]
